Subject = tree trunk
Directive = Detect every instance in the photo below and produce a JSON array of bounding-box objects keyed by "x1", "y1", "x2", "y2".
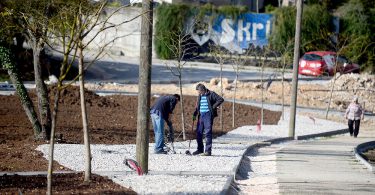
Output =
[
  {"x1": 289, "y1": 0, "x2": 303, "y2": 138},
  {"x1": 325, "y1": 77, "x2": 337, "y2": 119},
  {"x1": 1, "y1": 46, "x2": 43, "y2": 138},
  {"x1": 9, "y1": 69, "x2": 43, "y2": 139},
  {"x1": 178, "y1": 76, "x2": 186, "y2": 140},
  {"x1": 261, "y1": 59, "x2": 264, "y2": 125},
  {"x1": 32, "y1": 40, "x2": 51, "y2": 139},
  {"x1": 136, "y1": 0, "x2": 153, "y2": 173},
  {"x1": 47, "y1": 89, "x2": 60, "y2": 195},
  {"x1": 281, "y1": 57, "x2": 286, "y2": 120},
  {"x1": 219, "y1": 62, "x2": 223, "y2": 133},
  {"x1": 232, "y1": 73, "x2": 238, "y2": 128},
  {"x1": 78, "y1": 44, "x2": 91, "y2": 182}
]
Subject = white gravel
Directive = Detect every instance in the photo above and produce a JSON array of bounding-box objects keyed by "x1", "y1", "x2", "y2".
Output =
[
  {"x1": 111, "y1": 174, "x2": 229, "y2": 194},
  {"x1": 232, "y1": 144, "x2": 288, "y2": 195},
  {"x1": 36, "y1": 110, "x2": 347, "y2": 194}
]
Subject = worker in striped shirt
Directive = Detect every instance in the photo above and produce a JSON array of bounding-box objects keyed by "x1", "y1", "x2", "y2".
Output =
[{"x1": 192, "y1": 84, "x2": 224, "y2": 156}]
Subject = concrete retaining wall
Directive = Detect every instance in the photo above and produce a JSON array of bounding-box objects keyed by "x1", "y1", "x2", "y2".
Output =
[{"x1": 86, "y1": 7, "x2": 156, "y2": 57}]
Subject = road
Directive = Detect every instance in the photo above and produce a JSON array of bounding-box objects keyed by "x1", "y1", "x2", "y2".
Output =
[{"x1": 83, "y1": 55, "x2": 280, "y2": 83}]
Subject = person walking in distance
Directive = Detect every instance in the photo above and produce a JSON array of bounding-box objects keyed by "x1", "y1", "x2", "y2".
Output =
[
  {"x1": 150, "y1": 94, "x2": 180, "y2": 154},
  {"x1": 344, "y1": 96, "x2": 364, "y2": 138},
  {"x1": 192, "y1": 84, "x2": 224, "y2": 156}
]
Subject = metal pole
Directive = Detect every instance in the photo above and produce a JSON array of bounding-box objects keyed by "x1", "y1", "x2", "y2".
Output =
[
  {"x1": 136, "y1": 0, "x2": 153, "y2": 173},
  {"x1": 289, "y1": 0, "x2": 303, "y2": 138}
]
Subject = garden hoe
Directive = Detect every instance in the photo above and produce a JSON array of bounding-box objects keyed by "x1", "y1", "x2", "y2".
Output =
[
  {"x1": 165, "y1": 125, "x2": 176, "y2": 154},
  {"x1": 185, "y1": 118, "x2": 196, "y2": 155}
]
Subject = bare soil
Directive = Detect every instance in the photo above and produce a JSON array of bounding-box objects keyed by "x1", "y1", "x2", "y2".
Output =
[
  {"x1": 363, "y1": 149, "x2": 375, "y2": 165},
  {"x1": 0, "y1": 86, "x2": 281, "y2": 193},
  {"x1": 0, "y1": 173, "x2": 135, "y2": 194}
]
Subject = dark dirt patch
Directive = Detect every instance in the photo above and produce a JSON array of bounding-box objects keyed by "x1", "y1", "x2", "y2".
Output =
[
  {"x1": 362, "y1": 148, "x2": 375, "y2": 165},
  {"x1": 0, "y1": 86, "x2": 280, "y2": 193},
  {"x1": 0, "y1": 173, "x2": 135, "y2": 194},
  {"x1": 0, "y1": 86, "x2": 281, "y2": 172}
]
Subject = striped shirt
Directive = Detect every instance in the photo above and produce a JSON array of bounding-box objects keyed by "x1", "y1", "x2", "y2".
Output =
[{"x1": 199, "y1": 95, "x2": 209, "y2": 113}]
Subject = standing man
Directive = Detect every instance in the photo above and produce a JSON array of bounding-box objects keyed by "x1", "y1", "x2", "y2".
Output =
[
  {"x1": 192, "y1": 84, "x2": 224, "y2": 156},
  {"x1": 150, "y1": 94, "x2": 180, "y2": 154}
]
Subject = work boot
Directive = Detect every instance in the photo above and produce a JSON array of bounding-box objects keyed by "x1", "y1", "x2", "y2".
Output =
[
  {"x1": 192, "y1": 150, "x2": 203, "y2": 155},
  {"x1": 199, "y1": 152, "x2": 211, "y2": 156},
  {"x1": 154, "y1": 150, "x2": 167, "y2": 154}
]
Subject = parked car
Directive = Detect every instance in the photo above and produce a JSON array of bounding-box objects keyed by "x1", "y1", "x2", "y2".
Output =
[{"x1": 298, "y1": 51, "x2": 360, "y2": 76}]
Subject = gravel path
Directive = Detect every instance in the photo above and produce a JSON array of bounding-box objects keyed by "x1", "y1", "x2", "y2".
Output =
[
  {"x1": 36, "y1": 110, "x2": 347, "y2": 194},
  {"x1": 230, "y1": 144, "x2": 287, "y2": 195}
]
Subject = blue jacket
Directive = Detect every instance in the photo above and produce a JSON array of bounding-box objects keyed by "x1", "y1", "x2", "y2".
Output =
[
  {"x1": 194, "y1": 90, "x2": 224, "y2": 118},
  {"x1": 150, "y1": 95, "x2": 178, "y2": 126}
]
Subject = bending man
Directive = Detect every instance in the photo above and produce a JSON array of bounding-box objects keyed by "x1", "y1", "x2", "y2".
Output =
[{"x1": 150, "y1": 94, "x2": 180, "y2": 154}]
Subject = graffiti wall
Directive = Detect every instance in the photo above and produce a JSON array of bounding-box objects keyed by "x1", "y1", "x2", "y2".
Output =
[{"x1": 187, "y1": 13, "x2": 273, "y2": 54}]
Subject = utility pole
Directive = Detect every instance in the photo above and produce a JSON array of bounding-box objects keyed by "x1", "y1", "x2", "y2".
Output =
[
  {"x1": 289, "y1": 0, "x2": 303, "y2": 138},
  {"x1": 136, "y1": 0, "x2": 153, "y2": 173}
]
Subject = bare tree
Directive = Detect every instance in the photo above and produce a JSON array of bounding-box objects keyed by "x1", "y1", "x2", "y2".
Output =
[
  {"x1": 161, "y1": 24, "x2": 198, "y2": 140},
  {"x1": 72, "y1": 1, "x2": 142, "y2": 182},
  {"x1": 258, "y1": 46, "x2": 278, "y2": 125},
  {"x1": 277, "y1": 40, "x2": 293, "y2": 120},
  {"x1": 324, "y1": 36, "x2": 369, "y2": 119},
  {"x1": 260, "y1": 48, "x2": 265, "y2": 126},
  {"x1": 47, "y1": 2, "x2": 79, "y2": 192},
  {"x1": 230, "y1": 47, "x2": 253, "y2": 127},
  {"x1": 210, "y1": 43, "x2": 229, "y2": 133},
  {"x1": 46, "y1": 0, "x2": 143, "y2": 192}
]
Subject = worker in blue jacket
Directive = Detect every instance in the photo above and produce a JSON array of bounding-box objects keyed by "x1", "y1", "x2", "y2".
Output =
[
  {"x1": 150, "y1": 94, "x2": 180, "y2": 154},
  {"x1": 192, "y1": 84, "x2": 224, "y2": 156}
]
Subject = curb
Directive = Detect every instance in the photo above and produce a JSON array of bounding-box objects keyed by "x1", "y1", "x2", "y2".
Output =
[
  {"x1": 222, "y1": 128, "x2": 350, "y2": 195},
  {"x1": 0, "y1": 171, "x2": 77, "y2": 176},
  {"x1": 220, "y1": 143, "x2": 262, "y2": 195},
  {"x1": 296, "y1": 129, "x2": 348, "y2": 140},
  {"x1": 354, "y1": 141, "x2": 375, "y2": 173},
  {"x1": 0, "y1": 170, "x2": 233, "y2": 177}
]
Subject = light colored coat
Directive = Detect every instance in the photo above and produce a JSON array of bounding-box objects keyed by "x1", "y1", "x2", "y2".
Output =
[{"x1": 345, "y1": 103, "x2": 364, "y2": 120}]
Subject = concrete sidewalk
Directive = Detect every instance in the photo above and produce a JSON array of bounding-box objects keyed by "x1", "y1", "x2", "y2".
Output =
[{"x1": 276, "y1": 130, "x2": 375, "y2": 195}]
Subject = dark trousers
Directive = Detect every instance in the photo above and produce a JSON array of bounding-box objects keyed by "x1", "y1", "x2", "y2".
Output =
[
  {"x1": 348, "y1": 119, "x2": 360, "y2": 137},
  {"x1": 196, "y1": 112, "x2": 213, "y2": 153}
]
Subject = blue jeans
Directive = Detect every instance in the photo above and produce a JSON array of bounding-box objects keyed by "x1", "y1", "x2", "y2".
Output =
[
  {"x1": 196, "y1": 112, "x2": 213, "y2": 153},
  {"x1": 151, "y1": 113, "x2": 164, "y2": 152}
]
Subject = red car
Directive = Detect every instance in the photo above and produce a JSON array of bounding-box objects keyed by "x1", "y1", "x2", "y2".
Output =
[{"x1": 298, "y1": 51, "x2": 360, "y2": 76}]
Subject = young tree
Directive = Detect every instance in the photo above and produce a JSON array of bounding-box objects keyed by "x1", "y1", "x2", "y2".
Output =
[
  {"x1": 324, "y1": 36, "x2": 372, "y2": 119},
  {"x1": 230, "y1": 47, "x2": 253, "y2": 127},
  {"x1": 210, "y1": 43, "x2": 228, "y2": 133},
  {"x1": 161, "y1": 24, "x2": 197, "y2": 140},
  {"x1": 277, "y1": 39, "x2": 293, "y2": 120},
  {"x1": 47, "y1": 2, "x2": 79, "y2": 192},
  {"x1": 259, "y1": 48, "x2": 265, "y2": 126},
  {"x1": 72, "y1": 0, "x2": 142, "y2": 181},
  {"x1": 46, "y1": 0, "x2": 142, "y2": 190},
  {"x1": 258, "y1": 46, "x2": 278, "y2": 125}
]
